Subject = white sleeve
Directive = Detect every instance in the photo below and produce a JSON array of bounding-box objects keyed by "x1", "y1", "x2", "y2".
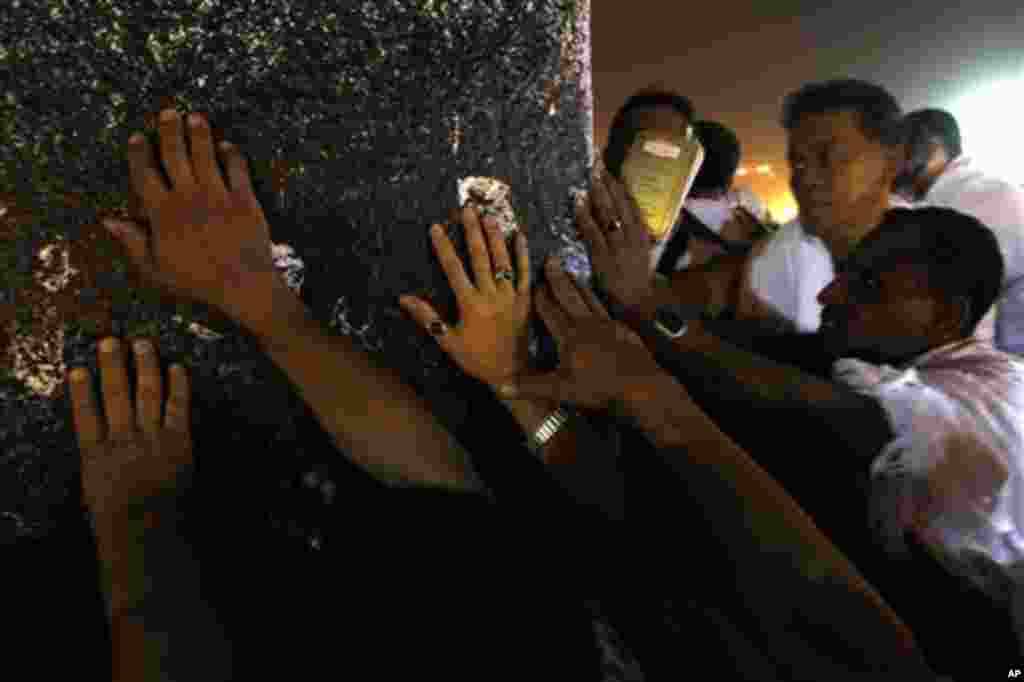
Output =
[
  {"x1": 981, "y1": 184, "x2": 1024, "y2": 353},
  {"x1": 997, "y1": 277, "x2": 1024, "y2": 355},
  {"x1": 861, "y1": 377, "x2": 1021, "y2": 604},
  {"x1": 738, "y1": 226, "x2": 798, "y2": 330}
]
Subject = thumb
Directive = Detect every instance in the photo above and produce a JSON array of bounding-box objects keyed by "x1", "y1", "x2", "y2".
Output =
[
  {"x1": 497, "y1": 371, "x2": 576, "y2": 404},
  {"x1": 102, "y1": 218, "x2": 149, "y2": 267}
]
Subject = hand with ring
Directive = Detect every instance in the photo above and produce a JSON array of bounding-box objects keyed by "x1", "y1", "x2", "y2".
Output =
[
  {"x1": 576, "y1": 163, "x2": 657, "y2": 311},
  {"x1": 399, "y1": 206, "x2": 532, "y2": 390}
]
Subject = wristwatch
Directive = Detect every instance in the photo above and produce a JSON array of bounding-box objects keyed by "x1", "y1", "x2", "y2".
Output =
[{"x1": 652, "y1": 305, "x2": 690, "y2": 339}]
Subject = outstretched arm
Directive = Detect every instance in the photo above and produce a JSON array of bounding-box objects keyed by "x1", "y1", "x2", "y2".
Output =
[
  {"x1": 612, "y1": 371, "x2": 928, "y2": 674},
  {"x1": 250, "y1": 283, "x2": 488, "y2": 494}
]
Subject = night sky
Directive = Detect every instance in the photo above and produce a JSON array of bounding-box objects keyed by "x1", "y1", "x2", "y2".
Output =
[{"x1": 590, "y1": 0, "x2": 1024, "y2": 219}]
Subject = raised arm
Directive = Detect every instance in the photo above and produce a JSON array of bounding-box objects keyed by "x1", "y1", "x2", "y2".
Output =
[
  {"x1": 104, "y1": 108, "x2": 484, "y2": 493},
  {"x1": 625, "y1": 313, "x2": 893, "y2": 463},
  {"x1": 69, "y1": 339, "x2": 231, "y2": 682},
  {"x1": 612, "y1": 370, "x2": 928, "y2": 674},
  {"x1": 249, "y1": 283, "x2": 486, "y2": 491},
  {"x1": 498, "y1": 256, "x2": 933, "y2": 676}
]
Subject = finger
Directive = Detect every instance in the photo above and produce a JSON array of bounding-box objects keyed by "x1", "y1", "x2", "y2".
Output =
[
  {"x1": 544, "y1": 255, "x2": 593, "y2": 318},
  {"x1": 131, "y1": 339, "x2": 162, "y2": 437},
  {"x1": 126, "y1": 130, "x2": 170, "y2": 204},
  {"x1": 397, "y1": 295, "x2": 456, "y2": 350},
  {"x1": 97, "y1": 338, "x2": 134, "y2": 439},
  {"x1": 185, "y1": 112, "x2": 230, "y2": 201},
  {"x1": 68, "y1": 367, "x2": 104, "y2": 451},
  {"x1": 429, "y1": 223, "x2": 477, "y2": 302},
  {"x1": 481, "y1": 213, "x2": 514, "y2": 289},
  {"x1": 575, "y1": 194, "x2": 608, "y2": 258},
  {"x1": 603, "y1": 172, "x2": 647, "y2": 247},
  {"x1": 573, "y1": 276, "x2": 613, "y2": 320},
  {"x1": 217, "y1": 140, "x2": 257, "y2": 201},
  {"x1": 534, "y1": 283, "x2": 572, "y2": 351},
  {"x1": 514, "y1": 230, "x2": 530, "y2": 296},
  {"x1": 463, "y1": 206, "x2": 496, "y2": 295},
  {"x1": 157, "y1": 108, "x2": 197, "y2": 191},
  {"x1": 102, "y1": 217, "x2": 151, "y2": 273},
  {"x1": 163, "y1": 363, "x2": 191, "y2": 436}
]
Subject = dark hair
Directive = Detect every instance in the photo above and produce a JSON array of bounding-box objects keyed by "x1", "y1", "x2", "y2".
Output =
[
  {"x1": 903, "y1": 108, "x2": 962, "y2": 159},
  {"x1": 876, "y1": 207, "x2": 1003, "y2": 336},
  {"x1": 690, "y1": 120, "x2": 741, "y2": 194},
  {"x1": 781, "y1": 79, "x2": 904, "y2": 149},
  {"x1": 603, "y1": 89, "x2": 695, "y2": 177}
]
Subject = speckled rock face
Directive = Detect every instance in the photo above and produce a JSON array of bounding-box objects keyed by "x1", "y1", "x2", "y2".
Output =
[{"x1": 0, "y1": 1, "x2": 594, "y2": 547}]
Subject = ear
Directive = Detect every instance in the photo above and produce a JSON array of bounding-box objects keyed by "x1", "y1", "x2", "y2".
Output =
[
  {"x1": 935, "y1": 294, "x2": 973, "y2": 339},
  {"x1": 927, "y1": 139, "x2": 949, "y2": 171}
]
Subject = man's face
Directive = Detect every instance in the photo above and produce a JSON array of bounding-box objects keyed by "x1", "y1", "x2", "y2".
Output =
[
  {"x1": 787, "y1": 110, "x2": 900, "y2": 256},
  {"x1": 816, "y1": 229, "x2": 945, "y2": 362}
]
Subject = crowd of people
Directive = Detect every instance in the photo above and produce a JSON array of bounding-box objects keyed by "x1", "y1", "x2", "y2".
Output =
[{"x1": 55, "y1": 77, "x2": 1024, "y2": 679}]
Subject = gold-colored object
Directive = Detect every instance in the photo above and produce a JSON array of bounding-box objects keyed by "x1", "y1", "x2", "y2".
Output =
[{"x1": 619, "y1": 128, "x2": 704, "y2": 242}]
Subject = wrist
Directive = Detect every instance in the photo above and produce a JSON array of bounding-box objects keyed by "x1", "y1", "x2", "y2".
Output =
[
  {"x1": 607, "y1": 290, "x2": 660, "y2": 329},
  {"x1": 229, "y1": 279, "x2": 303, "y2": 342},
  {"x1": 90, "y1": 494, "x2": 183, "y2": 540},
  {"x1": 612, "y1": 370, "x2": 700, "y2": 448},
  {"x1": 496, "y1": 391, "x2": 559, "y2": 431}
]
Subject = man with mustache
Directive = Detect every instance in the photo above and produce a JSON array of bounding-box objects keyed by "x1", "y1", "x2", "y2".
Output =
[{"x1": 571, "y1": 77, "x2": 1023, "y2": 675}]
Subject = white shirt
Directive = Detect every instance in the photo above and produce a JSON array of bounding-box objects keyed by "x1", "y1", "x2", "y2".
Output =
[
  {"x1": 737, "y1": 218, "x2": 834, "y2": 333},
  {"x1": 888, "y1": 193, "x2": 914, "y2": 209},
  {"x1": 649, "y1": 187, "x2": 770, "y2": 273},
  {"x1": 832, "y1": 339, "x2": 1024, "y2": 645},
  {"x1": 916, "y1": 156, "x2": 1024, "y2": 354}
]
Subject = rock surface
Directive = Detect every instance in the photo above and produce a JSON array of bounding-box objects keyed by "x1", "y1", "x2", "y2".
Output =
[{"x1": 1, "y1": 0, "x2": 594, "y2": 543}]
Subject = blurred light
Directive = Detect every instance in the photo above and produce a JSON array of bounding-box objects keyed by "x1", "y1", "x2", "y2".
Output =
[
  {"x1": 947, "y1": 72, "x2": 1024, "y2": 186},
  {"x1": 767, "y1": 194, "x2": 799, "y2": 224},
  {"x1": 755, "y1": 164, "x2": 773, "y2": 175},
  {"x1": 736, "y1": 167, "x2": 749, "y2": 177}
]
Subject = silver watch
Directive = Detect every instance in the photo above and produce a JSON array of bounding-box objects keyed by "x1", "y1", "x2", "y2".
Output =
[{"x1": 526, "y1": 407, "x2": 573, "y2": 456}]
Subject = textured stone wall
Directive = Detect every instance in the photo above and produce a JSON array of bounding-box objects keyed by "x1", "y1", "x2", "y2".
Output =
[{"x1": 0, "y1": 0, "x2": 594, "y2": 550}]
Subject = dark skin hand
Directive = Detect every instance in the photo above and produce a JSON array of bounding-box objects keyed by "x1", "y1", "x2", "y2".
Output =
[
  {"x1": 70, "y1": 337, "x2": 191, "y2": 533},
  {"x1": 69, "y1": 336, "x2": 232, "y2": 682}
]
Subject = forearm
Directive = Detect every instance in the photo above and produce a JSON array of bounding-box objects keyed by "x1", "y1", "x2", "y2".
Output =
[
  {"x1": 631, "y1": 320, "x2": 891, "y2": 461},
  {"x1": 246, "y1": 284, "x2": 485, "y2": 493},
  {"x1": 614, "y1": 373, "x2": 923, "y2": 665},
  {"x1": 93, "y1": 503, "x2": 231, "y2": 682},
  {"x1": 497, "y1": 396, "x2": 624, "y2": 521}
]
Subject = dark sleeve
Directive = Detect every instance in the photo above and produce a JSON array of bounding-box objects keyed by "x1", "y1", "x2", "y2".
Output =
[
  {"x1": 700, "y1": 328, "x2": 836, "y2": 379},
  {"x1": 742, "y1": 332, "x2": 836, "y2": 378}
]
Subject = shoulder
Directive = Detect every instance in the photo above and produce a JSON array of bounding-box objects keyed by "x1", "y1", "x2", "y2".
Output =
[{"x1": 931, "y1": 159, "x2": 1024, "y2": 223}]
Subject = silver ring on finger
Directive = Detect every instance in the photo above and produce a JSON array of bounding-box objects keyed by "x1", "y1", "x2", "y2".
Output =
[
  {"x1": 494, "y1": 269, "x2": 515, "y2": 284},
  {"x1": 608, "y1": 219, "x2": 624, "y2": 234}
]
